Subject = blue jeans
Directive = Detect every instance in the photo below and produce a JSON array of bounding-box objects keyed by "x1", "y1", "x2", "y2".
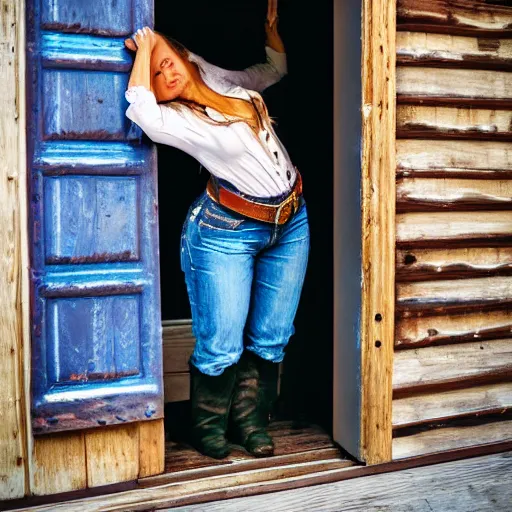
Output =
[{"x1": 180, "y1": 187, "x2": 310, "y2": 376}]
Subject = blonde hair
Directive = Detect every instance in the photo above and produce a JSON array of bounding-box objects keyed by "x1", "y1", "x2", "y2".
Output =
[{"x1": 154, "y1": 32, "x2": 275, "y2": 135}]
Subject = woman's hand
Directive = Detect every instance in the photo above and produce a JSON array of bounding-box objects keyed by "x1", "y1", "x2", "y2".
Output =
[
  {"x1": 124, "y1": 27, "x2": 157, "y2": 53},
  {"x1": 126, "y1": 27, "x2": 155, "y2": 91},
  {"x1": 265, "y1": 0, "x2": 285, "y2": 53},
  {"x1": 267, "y1": 0, "x2": 278, "y2": 27}
]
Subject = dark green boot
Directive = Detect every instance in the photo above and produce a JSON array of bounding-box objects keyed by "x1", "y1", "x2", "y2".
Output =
[
  {"x1": 229, "y1": 350, "x2": 278, "y2": 457},
  {"x1": 189, "y1": 362, "x2": 237, "y2": 459}
]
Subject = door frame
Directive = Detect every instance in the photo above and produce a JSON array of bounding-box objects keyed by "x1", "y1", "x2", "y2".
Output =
[
  {"x1": 0, "y1": 0, "x2": 31, "y2": 500},
  {"x1": 333, "y1": 0, "x2": 396, "y2": 464}
]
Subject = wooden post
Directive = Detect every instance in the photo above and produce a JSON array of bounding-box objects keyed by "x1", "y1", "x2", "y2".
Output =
[
  {"x1": 360, "y1": 0, "x2": 396, "y2": 464},
  {"x1": 0, "y1": 0, "x2": 29, "y2": 499}
]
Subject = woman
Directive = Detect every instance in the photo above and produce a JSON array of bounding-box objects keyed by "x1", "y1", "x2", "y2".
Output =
[{"x1": 124, "y1": 3, "x2": 309, "y2": 459}]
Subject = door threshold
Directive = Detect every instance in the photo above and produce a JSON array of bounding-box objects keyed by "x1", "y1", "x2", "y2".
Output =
[{"x1": 142, "y1": 420, "x2": 355, "y2": 488}]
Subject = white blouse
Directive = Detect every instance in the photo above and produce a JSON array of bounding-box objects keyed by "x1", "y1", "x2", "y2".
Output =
[{"x1": 125, "y1": 46, "x2": 297, "y2": 198}]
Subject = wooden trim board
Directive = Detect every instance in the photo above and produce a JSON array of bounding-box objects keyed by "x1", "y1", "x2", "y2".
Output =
[
  {"x1": 359, "y1": 0, "x2": 396, "y2": 464},
  {"x1": 0, "y1": 0, "x2": 30, "y2": 500}
]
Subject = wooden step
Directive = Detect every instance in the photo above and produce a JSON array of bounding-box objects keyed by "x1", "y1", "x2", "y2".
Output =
[{"x1": 142, "y1": 447, "x2": 352, "y2": 487}]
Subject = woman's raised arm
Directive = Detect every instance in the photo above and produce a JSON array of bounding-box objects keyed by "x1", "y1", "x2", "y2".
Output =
[{"x1": 124, "y1": 28, "x2": 201, "y2": 150}]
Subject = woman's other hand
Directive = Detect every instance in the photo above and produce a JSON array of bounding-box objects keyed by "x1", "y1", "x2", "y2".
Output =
[
  {"x1": 267, "y1": 0, "x2": 278, "y2": 26},
  {"x1": 124, "y1": 27, "x2": 157, "y2": 53},
  {"x1": 265, "y1": 0, "x2": 285, "y2": 53}
]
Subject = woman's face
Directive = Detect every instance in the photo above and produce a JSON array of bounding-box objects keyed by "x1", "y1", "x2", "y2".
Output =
[{"x1": 150, "y1": 36, "x2": 192, "y2": 102}]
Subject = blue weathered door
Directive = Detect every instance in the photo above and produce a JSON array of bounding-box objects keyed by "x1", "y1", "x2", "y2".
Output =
[{"x1": 27, "y1": 1, "x2": 163, "y2": 434}]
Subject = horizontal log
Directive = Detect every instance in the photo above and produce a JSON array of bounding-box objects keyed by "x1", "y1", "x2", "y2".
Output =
[
  {"x1": 396, "y1": 211, "x2": 512, "y2": 249},
  {"x1": 393, "y1": 382, "x2": 512, "y2": 428},
  {"x1": 396, "y1": 178, "x2": 512, "y2": 212},
  {"x1": 396, "y1": 247, "x2": 512, "y2": 282},
  {"x1": 397, "y1": 275, "x2": 512, "y2": 316},
  {"x1": 397, "y1": 0, "x2": 512, "y2": 37},
  {"x1": 396, "y1": 308, "x2": 512, "y2": 349},
  {"x1": 392, "y1": 418, "x2": 512, "y2": 460},
  {"x1": 397, "y1": 67, "x2": 512, "y2": 107},
  {"x1": 397, "y1": 32, "x2": 512, "y2": 71},
  {"x1": 396, "y1": 140, "x2": 512, "y2": 179},
  {"x1": 393, "y1": 339, "x2": 512, "y2": 393},
  {"x1": 396, "y1": 106, "x2": 512, "y2": 140}
]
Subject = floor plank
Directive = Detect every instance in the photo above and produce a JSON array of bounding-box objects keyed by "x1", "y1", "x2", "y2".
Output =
[
  {"x1": 169, "y1": 451, "x2": 512, "y2": 512},
  {"x1": 162, "y1": 421, "x2": 336, "y2": 474}
]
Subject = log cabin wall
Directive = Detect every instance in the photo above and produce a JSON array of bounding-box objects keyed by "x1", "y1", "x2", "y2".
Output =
[{"x1": 392, "y1": 0, "x2": 512, "y2": 460}]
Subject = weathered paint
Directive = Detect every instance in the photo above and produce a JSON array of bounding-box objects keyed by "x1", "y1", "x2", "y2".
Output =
[
  {"x1": 44, "y1": 175, "x2": 139, "y2": 262},
  {"x1": 41, "y1": 0, "x2": 134, "y2": 36},
  {"x1": 42, "y1": 70, "x2": 134, "y2": 140},
  {"x1": 42, "y1": 33, "x2": 132, "y2": 71},
  {"x1": 27, "y1": 0, "x2": 163, "y2": 434}
]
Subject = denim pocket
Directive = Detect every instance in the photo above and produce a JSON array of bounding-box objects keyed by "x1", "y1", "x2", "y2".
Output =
[{"x1": 198, "y1": 198, "x2": 246, "y2": 231}]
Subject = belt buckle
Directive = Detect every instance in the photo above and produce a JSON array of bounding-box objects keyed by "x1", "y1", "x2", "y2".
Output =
[{"x1": 274, "y1": 192, "x2": 298, "y2": 225}]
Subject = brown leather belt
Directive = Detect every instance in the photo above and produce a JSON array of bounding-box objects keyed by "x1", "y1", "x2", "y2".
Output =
[{"x1": 206, "y1": 171, "x2": 303, "y2": 225}]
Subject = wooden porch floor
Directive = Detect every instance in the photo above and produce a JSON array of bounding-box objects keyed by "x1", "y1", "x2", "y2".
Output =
[
  {"x1": 169, "y1": 451, "x2": 512, "y2": 512},
  {"x1": 8, "y1": 423, "x2": 511, "y2": 511}
]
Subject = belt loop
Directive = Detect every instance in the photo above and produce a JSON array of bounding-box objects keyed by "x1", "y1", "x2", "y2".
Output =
[{"x1": 210, "y1": 175, "x2": 220, "y2": 202}]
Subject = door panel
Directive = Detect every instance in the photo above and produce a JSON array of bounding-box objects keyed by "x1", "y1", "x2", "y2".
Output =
[
  {"x1": 27, "y1": 0, "x2": 162, "y2": 434},
  {"x1": 42, "y1": 70, "x2": 132, "y2": 140},
  {"x1": 43, "y1": 175, "x2": 139, "y2": 263}
]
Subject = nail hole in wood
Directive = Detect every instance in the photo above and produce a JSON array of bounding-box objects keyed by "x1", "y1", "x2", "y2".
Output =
[
  {"x1": 375, "y1": 340, "x2": 382, "y2": 348},
  {"x1": 404, "y1": 254, "x2": 416, "y2": 265},
  {"x1": 375, "y1": 313, "x2": 382, "y2": 322}
]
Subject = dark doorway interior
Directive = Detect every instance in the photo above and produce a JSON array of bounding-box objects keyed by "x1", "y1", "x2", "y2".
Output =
[{"x1": 154, "y1": 0, "x2": 333, "y2": 432}]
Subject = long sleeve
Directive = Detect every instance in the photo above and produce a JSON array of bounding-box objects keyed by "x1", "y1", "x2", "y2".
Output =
[
  {"x1": 125, "y1": 86, "x2": 200, "y2": 150},
  {"x1": 189, "y1": 46, "x2": 288, "y2": 93}
]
